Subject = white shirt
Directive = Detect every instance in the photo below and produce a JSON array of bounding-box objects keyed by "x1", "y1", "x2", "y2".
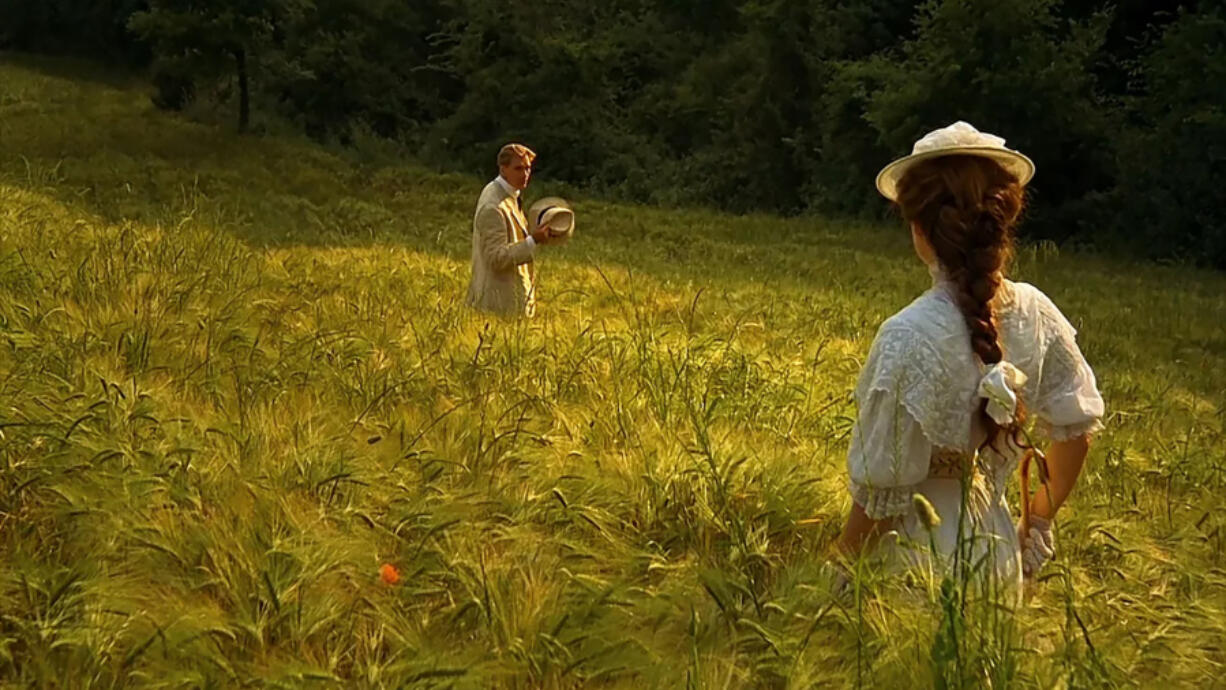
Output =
[
  {"x1": 495, "y1": 175, "x2": 519, "y2": 198},
  {"x1": 495, "y1": 176, "x2": 534, "y2": 248}
]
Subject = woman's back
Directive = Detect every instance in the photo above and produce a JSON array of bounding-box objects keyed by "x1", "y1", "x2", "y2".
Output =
[
  {"x1": 864, "y1": 278, "x2": 1103, "y2": 453},
  {"x1": 835, "y1": 121, "x2": 1104, "y2": 590}
]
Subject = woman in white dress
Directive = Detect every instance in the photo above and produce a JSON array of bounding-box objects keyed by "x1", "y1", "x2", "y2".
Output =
[{"x1": 833, "y1": 122, "x2": 1105, "y2": 591}]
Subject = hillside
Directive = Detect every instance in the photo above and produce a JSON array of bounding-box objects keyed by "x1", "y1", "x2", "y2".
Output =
[{"x1": 1, "y1": 56, "x2": 1225, "y2": 688}]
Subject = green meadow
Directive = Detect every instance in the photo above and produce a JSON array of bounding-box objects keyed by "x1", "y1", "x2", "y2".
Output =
[{"x1": 2, "y1": 57, "x2": 1225, "y2": 688}]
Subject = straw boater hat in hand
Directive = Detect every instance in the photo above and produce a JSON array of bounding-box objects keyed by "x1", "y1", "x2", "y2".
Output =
[
  {"x1": 527, "y1": 197, "x2": 575, "y2": 245},
  {"x1": 875, "y1": 121, "x2": 1035, "y2": 201}
]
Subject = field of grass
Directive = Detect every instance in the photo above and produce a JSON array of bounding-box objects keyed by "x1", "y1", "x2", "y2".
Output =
[{"x1": 2, "y1": 55, "x2": 1225, "y2": 688}]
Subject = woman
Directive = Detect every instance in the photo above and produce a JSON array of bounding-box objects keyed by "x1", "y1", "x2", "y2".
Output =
[{"x1": 834, "y1": 122, "x2": 1105, "y2": 590}]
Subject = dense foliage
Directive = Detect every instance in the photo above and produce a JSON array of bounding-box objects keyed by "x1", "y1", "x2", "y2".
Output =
[{"x1": 2, "y1": 0, "x2": 1221, "y2": 265}]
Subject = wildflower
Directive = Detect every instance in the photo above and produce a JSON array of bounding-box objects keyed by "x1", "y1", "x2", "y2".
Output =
[{"x1": 379, "y1": 563, "x2": 400, "y2": 586}]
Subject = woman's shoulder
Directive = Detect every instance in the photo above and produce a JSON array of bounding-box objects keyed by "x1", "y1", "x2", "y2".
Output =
[
  {"x1": 866, "y1": 287, "x2": 970, "y2": 371},
  {"x1": 877, "y1": 285, "x2": 964, "y2": 340},
  {"x1": 858, "y1": 286, "x2": 979, "y2": 450},
  {"x1": 1001, "y1": 279, "x2": 1079, "y2": 337}
]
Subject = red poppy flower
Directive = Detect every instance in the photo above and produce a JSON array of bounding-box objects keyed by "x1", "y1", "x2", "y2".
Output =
[{"x1": 379, "y1": 563, "x2": 400, "y2": 585}]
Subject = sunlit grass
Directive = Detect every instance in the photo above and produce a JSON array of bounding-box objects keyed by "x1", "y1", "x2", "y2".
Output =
[{"x1": 1, "y1": 55, "x2": 1224, "y2": 687}]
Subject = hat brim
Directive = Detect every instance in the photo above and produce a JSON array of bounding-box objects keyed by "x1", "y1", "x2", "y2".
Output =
[
  {"x1": 536, "y1": 208, "x2": 575, "y2": 235},
  {"x1": 875, "y1": 146, "x2": 1035, "y2": 201},
  {"x1": 527, "y1": 196, "x2": 574, "y2": 235}
]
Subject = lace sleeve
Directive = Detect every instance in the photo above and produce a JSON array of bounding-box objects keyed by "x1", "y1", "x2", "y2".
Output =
[
  {"x1": 847, "y1": 322, "x2": 964, "y2": 519},
  {"x1": 1034, "y1": 295, "x2": 1105, "y2": 440}
]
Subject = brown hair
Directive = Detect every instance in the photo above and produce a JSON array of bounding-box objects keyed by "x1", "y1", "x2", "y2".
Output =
[
  {"x1": 895, "y1": 154, "x2": 1026, "y2": 446},
  {"x1": 497, "y1": 143, "x2": 536, "y2": 167}
]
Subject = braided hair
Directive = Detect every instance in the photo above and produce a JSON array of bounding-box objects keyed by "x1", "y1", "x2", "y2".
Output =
[{"x1": 895, "y1": 154, "x2": 1026, "y2": 447}]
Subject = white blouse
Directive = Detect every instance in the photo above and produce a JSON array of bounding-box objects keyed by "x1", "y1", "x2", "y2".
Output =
[{"x1": 847, "y1": 278, "x2": 1105, "y2": 519}]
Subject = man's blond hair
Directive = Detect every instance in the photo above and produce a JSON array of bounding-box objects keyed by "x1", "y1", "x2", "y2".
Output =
[{"x1": 497, "y1": 143, "x2": 536, "y2": 167}]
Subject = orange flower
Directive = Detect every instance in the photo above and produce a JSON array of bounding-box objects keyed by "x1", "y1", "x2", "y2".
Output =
[{"x1": 379, "y1": 563, "x2": 400, "y2": 586}]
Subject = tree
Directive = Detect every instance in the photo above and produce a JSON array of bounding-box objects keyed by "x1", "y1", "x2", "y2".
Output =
[
  {"x1": 277, "y1": 0, "x2": 459, "y2": 141},
  {"x1": 428, "y1": 0, "x2": 690, "y2": 199},
  {"x1": 0, "y1": 0, "x2": 149, "y2": 64},
  {"x1": 1112, "y1": 6, "x2": 1226, "y2": 266},
  {"x1": 129, "y1": 0, "x2": 310, "y2": 131}
]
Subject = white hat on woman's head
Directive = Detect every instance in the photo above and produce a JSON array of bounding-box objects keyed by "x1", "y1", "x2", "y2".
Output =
[{"x1": 875, "y1": 121, "x2": 1035, "y2": 201}]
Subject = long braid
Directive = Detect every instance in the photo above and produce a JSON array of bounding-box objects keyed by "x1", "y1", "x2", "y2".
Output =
[{"x1": 896, "y1": 155, "x2": 1025, "y2": 447}]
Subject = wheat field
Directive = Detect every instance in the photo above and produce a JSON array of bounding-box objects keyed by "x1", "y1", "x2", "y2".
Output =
[{"x1": 1, "y1": 56, "x2": 1225, "y2": 688}]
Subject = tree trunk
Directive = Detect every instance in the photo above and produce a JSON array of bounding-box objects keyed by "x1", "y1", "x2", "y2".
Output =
[{"x1": 234, "y1": 46, "x2": 249, "y2": 132}]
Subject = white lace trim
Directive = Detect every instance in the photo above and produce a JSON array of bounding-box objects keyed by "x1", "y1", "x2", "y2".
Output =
[
  {"x1": 1044, "y1": 417, "x2": 1104, "y2": 442},
  {"x1": 856, "y1": 291, "x2": 978, "y2": 451},
  {"x1": 849, "y1": 480, "x2": 916, "y2": 520}
]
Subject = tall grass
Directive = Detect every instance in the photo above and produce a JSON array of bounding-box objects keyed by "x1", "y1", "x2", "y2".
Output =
[{"x1": 1, "y1": 55, "x2": 1224, "y2": 687}]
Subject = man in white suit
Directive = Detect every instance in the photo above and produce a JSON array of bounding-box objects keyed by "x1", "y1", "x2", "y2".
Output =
[{"x1": 465, "y1": 143, "x2": 551, "y2": 318}]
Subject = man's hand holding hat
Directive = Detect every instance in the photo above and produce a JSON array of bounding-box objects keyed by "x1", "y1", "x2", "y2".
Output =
[{"x1": 527, "y1": 197, "x2": 575, "y2": 245}]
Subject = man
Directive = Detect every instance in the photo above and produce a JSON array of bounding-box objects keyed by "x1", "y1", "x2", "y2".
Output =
[{"x1": 465, "y1": 143, "x2": 551, "y2": 318}]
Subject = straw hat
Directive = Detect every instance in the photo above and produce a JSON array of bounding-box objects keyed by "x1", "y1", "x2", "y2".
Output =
[
  {"x1": 875, "y1": 121, "x2": 1035, "y2": 201},
  {"x1": 527, "y1": 197, "x2": 575, "y2": 244}
]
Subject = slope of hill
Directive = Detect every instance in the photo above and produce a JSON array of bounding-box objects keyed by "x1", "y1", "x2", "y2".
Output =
[{"x1": 1, "y1": 56, "x2": 1224, "y2": 687}]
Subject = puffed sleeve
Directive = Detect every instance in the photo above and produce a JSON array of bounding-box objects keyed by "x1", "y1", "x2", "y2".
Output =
[
  {"x1": 846, "y1": 324, "x2": 942, "y2": 519},
  {"x1": 1034, "y1": 295, "x2": 1105, "y2": 441},
  {"x1": 847, "y1": 388, "x2": 934, "y2": 519}
]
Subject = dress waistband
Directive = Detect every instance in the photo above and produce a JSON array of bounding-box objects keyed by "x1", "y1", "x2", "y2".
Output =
[{"x1": 929, "y1": 448, "x2": 974, "y2": 479}]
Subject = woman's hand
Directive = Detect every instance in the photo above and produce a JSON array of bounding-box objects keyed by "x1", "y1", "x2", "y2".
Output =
[
  {"x1": 1018, "y1": 434, "x2": 1090, "y2": 579},
  {"x1": 1018, "y1": 514, "x2": 1055, "y2": 578}
]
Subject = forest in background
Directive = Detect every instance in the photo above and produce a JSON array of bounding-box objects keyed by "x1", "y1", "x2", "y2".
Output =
[{"x1": 2, "y1": 0, "x2": 1222, "y2": 266}]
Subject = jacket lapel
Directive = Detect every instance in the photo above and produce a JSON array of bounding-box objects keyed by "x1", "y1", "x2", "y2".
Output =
[
  {"x1": 507, "y1": 197, "x2": 528, "y2": 239},
  {"x1": 493, "y1": 184, "x2": 527, "y2": 241}
]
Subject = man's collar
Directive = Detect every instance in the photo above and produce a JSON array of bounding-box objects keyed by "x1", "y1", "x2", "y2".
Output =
[{"x1": 495, "y1": 175, "x2": 519, "y2": 198}]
